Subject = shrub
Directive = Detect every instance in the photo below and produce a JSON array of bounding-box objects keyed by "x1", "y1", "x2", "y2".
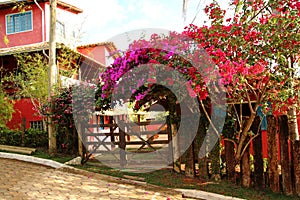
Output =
[
  {"x1": 23, "y1": 128, "x2": 48, "y2": 148},
  {"x1": 0, "y1": 128, "x2": 48, "y2": 148}
]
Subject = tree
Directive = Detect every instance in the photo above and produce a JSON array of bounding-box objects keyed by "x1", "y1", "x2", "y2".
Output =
[
  {"x1": 48, "y1": 0, "x2": 58, "y2": 155},
  {"x1": 4, "y1": 53, "x2": 49, "y2": 119},
  {"x1": 97, "y1": 0, "x2": 300, "y2": 188},
  {"x1": 184, "y1": 0, "x2": 300, "y2": 187},
  {"x1": 0, "y1": 84, "x2": 14, "y2": 129}
]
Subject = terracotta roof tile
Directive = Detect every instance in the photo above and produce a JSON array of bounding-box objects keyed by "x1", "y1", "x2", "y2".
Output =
[
  {"x1": 0, "y1": 0, "x2": 83, "y2": 14},
  {"x1": 77, "y1": 42, "x2": 117, "y2": 50},
  {"x1": 0, "y1": 42, "x2": 106, "y2": 68}
]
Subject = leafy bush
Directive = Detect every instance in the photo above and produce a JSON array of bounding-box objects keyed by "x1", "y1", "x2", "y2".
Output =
[
  {"x1": 0, "y1": 85, "x2": 14, "y2": 129},
  {"x1": 0, "y1": 128, "x2": 22, "y2": 146},
  {"x1": 42, "y1": 85, "x2": 94, "y2": 154},
  {"x1": 23, "y1": 128, "x2": 48, "y2": 148},
  {"x1": 0, "y1": 128, "x2": 48, "y2": 148}
]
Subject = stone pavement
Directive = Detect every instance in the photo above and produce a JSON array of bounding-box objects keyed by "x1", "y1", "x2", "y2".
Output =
[
  {"x1": 0, "y1": 153, "x2": 245, "y2": 200},
  {"x1": 0, "y1": 158, "x2": 189, "y2": 200}
]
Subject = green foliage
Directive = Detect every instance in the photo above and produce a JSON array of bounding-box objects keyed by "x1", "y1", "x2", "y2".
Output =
[
  {"x1": 42, "y1": 84, "x2": 95, "y2": 154},
  {"x1": 56, "y1": 45, "x2": 80, "y2": 78},
  {"x1": 23, "y1": 128, "x2": 48, "y2": 148},
  {"x1": 0, "y1": 128, "x2": 21, "y2": 146},
  {"x1": 0, "y1": 128, "x2": 48, "y2": 148},
  {"x1": 3, "y1": 35, "x2": 9, "y2": 46},
  {"x1": 12, "y1": 1, "x2": 31, "y2": 13},
  {"x1": 3, "y1": 52, "x2": 48, "y2": 116},
  {"x1": 0, "y1": 85, "x2": 14, "y2": 129},
  {"x1": 78, "y1": 162, "x2": 299, "y2": 200},
  {"x1": 2, "y1": 48, "x2": 80, "y2": 118}
]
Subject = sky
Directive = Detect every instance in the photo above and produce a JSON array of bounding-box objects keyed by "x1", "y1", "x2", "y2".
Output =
[
  {"x1": 63, "y1": 0, "x2": 230, "y2": 45},
  {"x1": 0, "y1": 0, "x2": 230, "y2": 47}
]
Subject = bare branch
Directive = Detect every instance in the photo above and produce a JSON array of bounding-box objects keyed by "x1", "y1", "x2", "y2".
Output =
[
  {"x1": 223, "y1": 138, "x2": 237, "y2": 148},
  {"x1": 200, "y1": 99, "x2": 220, "y2": 138},
  {"x1": 245, "y1": 88, "x2": 255, "y2": 114},
  {"x1": 245, "y1": 80, "x2": 258, "y2": 100}
]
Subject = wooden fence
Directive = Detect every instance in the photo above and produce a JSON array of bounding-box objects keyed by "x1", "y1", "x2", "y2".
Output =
[{"x1": 79, "y1": 115, "x2": 173, "y2": 169}]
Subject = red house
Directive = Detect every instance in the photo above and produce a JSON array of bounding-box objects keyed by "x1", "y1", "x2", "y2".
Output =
[{"x1": 0, "y1": 0, "x2": 116, "y2": 130}]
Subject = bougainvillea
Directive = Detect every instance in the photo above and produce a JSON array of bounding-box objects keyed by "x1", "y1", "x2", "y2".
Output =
[
  {"x1": 42, "y1": 83, "x2": 96, "y2": 153},
  {"x1": 97, "y1": 0, "x2": 300, "y2": 170}
]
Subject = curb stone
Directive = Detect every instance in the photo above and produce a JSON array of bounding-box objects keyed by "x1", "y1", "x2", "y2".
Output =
[
  {"x1": 176, "y1": 189, "x2": 246, "y2": 200},
  {"x1": 0, "y1": 152, "x2": 65, "y2": 168},
  {"x1": 0, "y1": 152, "x2": 246, "y2": 200}
]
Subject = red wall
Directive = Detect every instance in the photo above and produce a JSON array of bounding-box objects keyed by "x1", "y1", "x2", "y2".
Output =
[
  {"x1": 77, "y1": 46, "x2": 106, "y2": 65},
  {"x1": 6, "y1": 98, "x2": 42, "y2": 130},
  {"x1": 0, "y1": 2, "x2": 46, "y2": 48}
]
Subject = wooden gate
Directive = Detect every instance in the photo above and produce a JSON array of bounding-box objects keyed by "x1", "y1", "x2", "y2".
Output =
[{"x1": 80, "y1": 114, "x2": 173, "y2": 170}]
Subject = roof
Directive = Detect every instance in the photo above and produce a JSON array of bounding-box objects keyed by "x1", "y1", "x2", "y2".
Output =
[
  {"x1": 77, "y1": 42, "x2": 117, "y2": 51},
  {"x1": 0, "y1": 42, "x2": 48, "y2": 56},
  {"x1": 77, "y1": 42, "x2": 119, "y2": 59},
  {"x1": 0, "y1": 42, "x2": 105, "y2": 67},
  {"x1": 57, "y1": 1, "x2": 83, "y2": 14},
  {"x1": 0, "y1": 0, "x2": 83, "y2": 14}
]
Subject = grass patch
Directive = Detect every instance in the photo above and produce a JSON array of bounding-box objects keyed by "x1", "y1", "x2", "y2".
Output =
[
  {"x1": 201, "y1": 181, "x2": 299, "y2": 200},
  {"x1": 24, "y1": 151, "x2": 300, "y2": 200},
  {"x1": 32, "y1": 149, "x2": 75, "y2": 164},
  {"x1": 76, "y1": 161, "x2": 300, "y2": 200}
]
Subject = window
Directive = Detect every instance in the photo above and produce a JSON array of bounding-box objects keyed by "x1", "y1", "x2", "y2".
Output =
[
  {"x1": 30, "y1": 121, "x2": 43, "y2": 130},
  {"x1": 6, "y1": 11, "x2": 33, "y2": 34},
  {"x1": 56, "y1": 21, "x2": 65, "y2": 38}
]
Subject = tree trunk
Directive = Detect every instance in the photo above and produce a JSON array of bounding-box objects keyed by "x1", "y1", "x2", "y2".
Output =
[
  {"x1": 288, "y1": 108, "x2": 299, "y2": 141},
  {"x1": 198, "y1": 156, "x2": 208, "y2": 181},
  {"x1": 48, "y1": 0, "x2": 57, "y2": 155},
  {"x1": 171, "y1": 123, "x2": 181, "y2": 173},
  {"x1": 225, "y1": 140, "x2": 236, "y2": 182},
  {"x1": 222, "y1": 114, "x2": 236, "y2": 182},
  {"x1": 235, "y1": 113, "x2": 256, "y2": 162},
  {"x1": 78, "y1": 123, "x2": 84, "y2": 157},
  {"x1": 252, "y1": 116, "x2": 264, "y2": 189},
  {"x1": 241, "y1": 145, "x2": 251, "y2": 187},
  {"x1": 293, "y1": 141, "x2": 300, "y2": 196},
  {"x1": 185, "y1": 141, "x2": 196, "y2": 178},
  {"x1": 267, "y1": 115, "x2": 280, "y2": 193},
  {"x1": 197, "y1": 116, "x2": 209, "y2": 181},
  {"x1": 210, "y1": 141, "x2": 221, "y2": 181},
  {"x1": 279, "y1": 115, "x2": 293, "y2": 196}
]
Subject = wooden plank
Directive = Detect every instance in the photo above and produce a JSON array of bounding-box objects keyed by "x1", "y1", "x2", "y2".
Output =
[
  {"x1": 86, "y1": 140, "x2": 169, "y2": 146},
  {"x1": 84, "y1": 124, "x2": 118, "y2": 128},
  {"x1": 116, "y1": 140, "x2": 169, "y2": 145},
  {"x1": 84, "y1": 133, "x2": 119, "y2": 137},
  {"x1": 84, "y1": 120, "x2": 166, "y2": 128},
  {"x1": 0, "y1": 145, "x2": 36, "y2": 155},
  {"x1": 85, "y1": 141, "x2": 116, "y2": 145},
  {"x1": 126, "y1": 130, "x2": 168, "y2": 135},
  {"x1": 126, "y1": 120, "x2": 166, "y2": 126}
]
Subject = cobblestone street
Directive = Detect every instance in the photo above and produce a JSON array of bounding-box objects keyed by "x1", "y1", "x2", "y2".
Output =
[{"x1": 0, "y1": 158, "x2": 193, "y2": 200}]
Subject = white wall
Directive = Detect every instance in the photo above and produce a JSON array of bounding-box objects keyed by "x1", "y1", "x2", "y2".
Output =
[{"x1": 44, "y1": 3, "x2": 83, "y2": 48}]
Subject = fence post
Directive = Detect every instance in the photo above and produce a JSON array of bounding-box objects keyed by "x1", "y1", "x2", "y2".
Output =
[
  {"x1": 78, "y1": 123, "x2": 84, "y2": 157},
  {"x1": 119, "y1": 128, "x2": 127, "y2": 168},
  {"x1": 109, "y1": 116, "x2": 115, "y2": 149},
  {"x1": 167, "y1": 116, "x2": 174, "y2": 165},
  {"x1": 21, "y1": 118, "x2": 26, "y2": 146},
  {"x1": 279, "y1": 115, "x2": 293, "y2": 196},
  {"x1": 293, "y1": 141, "x2": 300, "y2": 196},
  {"x1": 267, "y1": 115, "x2": 280, "y2": 193}
]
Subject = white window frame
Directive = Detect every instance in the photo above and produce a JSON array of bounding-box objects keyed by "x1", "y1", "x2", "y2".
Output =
[
  {"x1": 56, "y1": 20, "x2": 65, "y2": 38},
  {"x1": 5, "y1": 10, "x2": 33, "y2": 35},
  {"x1": 29, "y1": 120, "x2": 43, "y2": 131}
]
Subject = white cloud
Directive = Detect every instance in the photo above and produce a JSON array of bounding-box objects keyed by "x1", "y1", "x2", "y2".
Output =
[
  {"x1": 0, "y1": 0, "x2": 231, "y2": 45},
  {"x1": 65, "y1": 0, "x2": 186, "y2": 44}
]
